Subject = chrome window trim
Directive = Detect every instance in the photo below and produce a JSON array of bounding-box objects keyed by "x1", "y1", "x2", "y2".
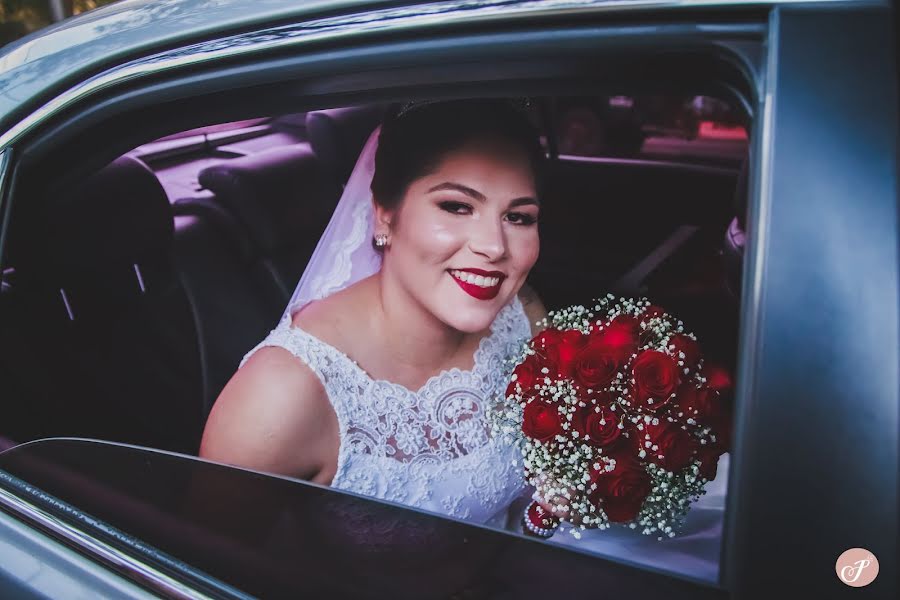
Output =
[
  {"x1": 719, "y1": 5, "x2": 777, "y2": 586},
  {"x1": 0, "y1": 148, "x2": 9, "y2": 195},
  {"x1": 0, "y1": 471, "x2": 246, "y2": 599},
  {"x1": 0, "y1": 148, "x2": 11, "y2": 264},
  {"x1": 0, "y1": 0, "x2": 875, "y2": 152}
]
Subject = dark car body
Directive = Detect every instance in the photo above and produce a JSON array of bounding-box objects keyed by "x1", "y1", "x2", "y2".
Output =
[{"x1": 0, "y1": 0, "x2": 896, "y2": 598}]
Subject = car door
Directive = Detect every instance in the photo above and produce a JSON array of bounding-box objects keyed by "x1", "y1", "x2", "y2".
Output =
[{"x1": 0, "y1": 1, "x2": 896, "y2": 598}]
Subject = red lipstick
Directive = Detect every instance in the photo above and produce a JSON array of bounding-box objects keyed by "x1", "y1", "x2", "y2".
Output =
[{"x1": 448, "y1": 268, "x2": 505, "y2": 301}]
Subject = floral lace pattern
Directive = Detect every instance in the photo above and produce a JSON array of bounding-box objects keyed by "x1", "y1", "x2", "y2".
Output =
[{"x1": 241, "y1": 296, "x2": 532, "y2": 525}]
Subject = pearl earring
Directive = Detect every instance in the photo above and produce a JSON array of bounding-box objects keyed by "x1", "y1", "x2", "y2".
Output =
[{"x1": 374, "y1": 233, "x2": 389, "y2": 248}]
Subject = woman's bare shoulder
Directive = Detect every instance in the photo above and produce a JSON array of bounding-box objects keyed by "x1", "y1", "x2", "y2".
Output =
[
  {"x1": 518, "y1": 282, "x2": 549, "y2": 336},
  {"x1": 199, "y1": 346, "x2": 339, "y2": 482}
]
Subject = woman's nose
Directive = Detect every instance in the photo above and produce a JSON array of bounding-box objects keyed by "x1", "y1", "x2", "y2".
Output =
[{"x1": 468, "y1": 216, "x2": 508, "y2": 261}]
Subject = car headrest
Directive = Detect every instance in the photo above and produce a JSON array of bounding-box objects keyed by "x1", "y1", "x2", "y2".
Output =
[
  {"x1": 198, "y1": 144, "x2": 341, "y2": 254},
  {"x1": 305, "y1": 105, "x2": 384, "y2": 184},
  {"x1": 15, "y1": 155, "x2": 174, "y2": 284}
]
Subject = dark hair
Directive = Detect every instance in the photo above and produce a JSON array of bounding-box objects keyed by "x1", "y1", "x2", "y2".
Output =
[{"x1": 370, "y1": 98, "x2": 545, "y2": 211}]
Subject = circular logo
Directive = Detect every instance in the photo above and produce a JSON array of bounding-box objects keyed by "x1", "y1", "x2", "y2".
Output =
[{"x1": 835, "y1": 548, "x2": 879, "y2": 587}]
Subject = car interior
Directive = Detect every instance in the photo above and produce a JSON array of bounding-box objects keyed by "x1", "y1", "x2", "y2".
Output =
[{"x1": 0, "y1": 91, "x2": 749, "y2": 457}]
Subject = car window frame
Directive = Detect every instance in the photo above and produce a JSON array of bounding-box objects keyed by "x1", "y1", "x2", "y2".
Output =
[
  {"x1": 3, "y1": 1, "x2": 895, "y2": 597},
  {"x1": 0, "y1": 10, "x2": 767, "y2": 595}
]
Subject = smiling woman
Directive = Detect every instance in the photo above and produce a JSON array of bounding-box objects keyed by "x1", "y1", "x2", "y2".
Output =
[{"x1": 199, "y1": 98, "x2": 548, "y2": 527}]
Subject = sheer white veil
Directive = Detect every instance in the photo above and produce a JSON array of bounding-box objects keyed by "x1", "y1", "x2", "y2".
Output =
[{"x1": 283, "y1": 126, "x2": 383, "y2": 320}]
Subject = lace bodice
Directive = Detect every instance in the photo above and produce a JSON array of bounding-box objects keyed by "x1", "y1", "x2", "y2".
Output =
[{"x1": 240, "y1": 296, "x2": 532, "y2": 527}]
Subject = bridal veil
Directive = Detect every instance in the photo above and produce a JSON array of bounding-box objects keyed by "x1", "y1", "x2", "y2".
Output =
[{"x1": 283, "y1": 125, "x2": 383, "y2": 319}]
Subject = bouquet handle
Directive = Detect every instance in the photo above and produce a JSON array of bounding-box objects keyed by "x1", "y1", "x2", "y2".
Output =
[{"x1": 521, "y1": 500, "x2": 561, "y2": 538}]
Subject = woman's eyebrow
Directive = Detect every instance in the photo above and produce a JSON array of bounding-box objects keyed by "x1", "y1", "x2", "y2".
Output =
[
  {"x1": 427, "y1": 182, "x2": 540, "y2": 207},
  {"x1": 427, "y1": 182, "x2": 485, "y2": 201},
  {"x1": 510, "y1": 197, "x2": 540, "y2": 208}
]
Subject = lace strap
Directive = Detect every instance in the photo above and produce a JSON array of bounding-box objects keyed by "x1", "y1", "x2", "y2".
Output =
[
  {"x1": 238, "y1": 315, "x2": 361, "y2": 442},
  {"x1": 488, "y1": 295, "x2": 533, "y2": 361}
]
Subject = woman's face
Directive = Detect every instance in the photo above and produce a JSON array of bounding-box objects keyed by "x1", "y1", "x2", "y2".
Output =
[{"x1": 376, "y1": 137, "x2": 540, "y2": 333}]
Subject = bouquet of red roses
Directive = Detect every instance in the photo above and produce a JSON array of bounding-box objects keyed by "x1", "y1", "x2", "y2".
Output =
[{"x1": 490, "y1": 295, "x2": 732, "y2": 540}]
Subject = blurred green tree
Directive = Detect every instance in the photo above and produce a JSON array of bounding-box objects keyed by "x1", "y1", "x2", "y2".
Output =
[{"x1": 1, "y1": 0, "x2": 118, "y2": 46}]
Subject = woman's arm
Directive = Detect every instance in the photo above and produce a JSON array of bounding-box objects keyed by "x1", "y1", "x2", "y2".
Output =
[{"x1": 199, "y1": 347, "x2": 339, "y2": 484}]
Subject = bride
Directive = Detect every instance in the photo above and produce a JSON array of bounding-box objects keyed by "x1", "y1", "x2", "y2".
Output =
[{"x1": 199, "y1": 98, "x2": 549, "y2": 529}]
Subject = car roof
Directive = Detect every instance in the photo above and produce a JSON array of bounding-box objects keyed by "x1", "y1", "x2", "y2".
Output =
[
  {"x1": 0, "y1": 0, "x2": 879, "y2": 137},
  {"x1": 0, "y1": 0, "x2": 378, "y2": 128}
]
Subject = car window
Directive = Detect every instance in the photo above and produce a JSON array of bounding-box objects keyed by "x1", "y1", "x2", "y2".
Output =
[
  {"x1": 0, "y1": 100, "x2": 744, "y2": 599},
  {"x1": 0, "y1": 4, "x2": 756, "y2": 587},
  {"x1": 553, "y1": 95, "x2": 748, "y2": 166},
  {"x1": 0, "y1": 439, "x2": 726, "y2": 599},
  {"x1": 0, "y1": 92, "x2": 743, "y2": 582}
]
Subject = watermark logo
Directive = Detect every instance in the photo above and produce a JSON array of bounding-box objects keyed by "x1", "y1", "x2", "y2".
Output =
[{"x1": 835, "y1": 548, "x2": 879, "y2": 587}]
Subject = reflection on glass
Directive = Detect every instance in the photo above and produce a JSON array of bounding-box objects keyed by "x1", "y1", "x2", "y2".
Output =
[{"x1": 0, "y1": 439, "x2": 723, "y2": 598}]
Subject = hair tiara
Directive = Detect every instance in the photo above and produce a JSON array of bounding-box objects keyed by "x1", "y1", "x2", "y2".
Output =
[{"x1": 395, "y1": 97, "x2": 534, "y2": 119}]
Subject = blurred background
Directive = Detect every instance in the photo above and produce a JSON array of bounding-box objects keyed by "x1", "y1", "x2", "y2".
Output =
[{"x1": 1, "y1": 0, "x2": 118, "y2": 46}]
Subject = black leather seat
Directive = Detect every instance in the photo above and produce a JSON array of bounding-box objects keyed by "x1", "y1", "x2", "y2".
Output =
[
  {"x1": 168, "y1": 144, "x2": 347, "y2": 416},
  {"x1": 172, "y1": 206, "x2": 283, "y2": 418},
  {"x1": 305, "y1": 105, "x2": 385, "y2": 186},
  {"x1": 1, "y1": 116, "x2": 378, "y2": 451},
  {"x1": 0, "y1": 156, "x2": 204, "y2": 453},
  {"x1": 192, "y1": 144, "x2": 342, "y2": 304}
]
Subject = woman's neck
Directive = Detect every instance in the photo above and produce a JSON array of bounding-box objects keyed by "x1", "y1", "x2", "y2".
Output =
[{"x1": 365, "y1": 271, "x2": 474, "y2": 377}]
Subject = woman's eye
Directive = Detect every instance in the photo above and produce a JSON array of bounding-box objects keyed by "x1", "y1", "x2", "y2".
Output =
[
  {"x1": 506, "y1": 212, "x2": 538, "y2": 226},
  {"x1": 438, "y1": 201, "x2": 472, "y2": 215}
]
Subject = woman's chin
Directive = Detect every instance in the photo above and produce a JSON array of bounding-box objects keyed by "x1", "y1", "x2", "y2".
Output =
[
  {"x1": 433, "y1": 277, "x2": 515, "y2": 332},
  {"x1": 446, "y1": 319, "x2": 493, "y2": 335},
  {"x1": 439, "y1": 301, "x2": 505, "y2": 334}
]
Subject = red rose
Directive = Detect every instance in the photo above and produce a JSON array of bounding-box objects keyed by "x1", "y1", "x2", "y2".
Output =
[
  {"x1": 703, "y1": 364, "x2": 733, "y2": 394},
  {"x1": 528, "y1": 328, "x2": 588, "y2": 379},
  {"x1": 533, "y1": 328, "x2": 563, "y2": 348},
  {"x1": 573, "y1": 403, "x2": 621, "y2": 447},
  {"x1": 556, "y1": 329, "x2": 588, "y2": 378},
  {"x1": 640, "y1": 421, "x2": 698, "y2": 472},
  {"x1": 531, "y1": 329, "x2": 563, "y2": 376},
  {"x1": 668, "y1": 334, "x2": 702, "y2": 373},
  {"x1": 632, "y1": 350, "x2": 681, "y2": 411},
  {"x1": 589, "y1": 450, "x2": 651, "y2": 523},
  {"x1": 591, "y1": 316, "x2": 639, "y2": 364},
  {"x1": 672, "y1": 383, "x2": 722, "y2": 424},
  {"x1": 573, "y1": 344, "x2": 619, "y2": 390},
  {"x1": 696, "y1": 442, "x2": 725, "y2": 480},
  {"x1": 676, "y1": 395, "x2": 732, "y2": 452},
  {"x1": 522, "y1": 400, "x2": 562, "y2": 442},
  {"x1": 608, "y1": 314, "x2": 640, "y2": 337},
  {"x1": 508, "y1": 357, "x2": 541, "y2": 397}
]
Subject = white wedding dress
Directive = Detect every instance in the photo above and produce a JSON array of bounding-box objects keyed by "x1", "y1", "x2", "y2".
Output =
[{"x1": 240, "y1": 294, "x2": 532, "y2": 529}]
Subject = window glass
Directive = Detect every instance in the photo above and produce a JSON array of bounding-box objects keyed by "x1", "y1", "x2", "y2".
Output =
[
  {"x1": 555, "y1": 95, "x2": 748, "y2": 165},
  {"x1": 0, "y1": 439, "x2": 724, "y2": 599},
  {"x1": 0, "y1": 93, "x2": 742, "y2": 589}
]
